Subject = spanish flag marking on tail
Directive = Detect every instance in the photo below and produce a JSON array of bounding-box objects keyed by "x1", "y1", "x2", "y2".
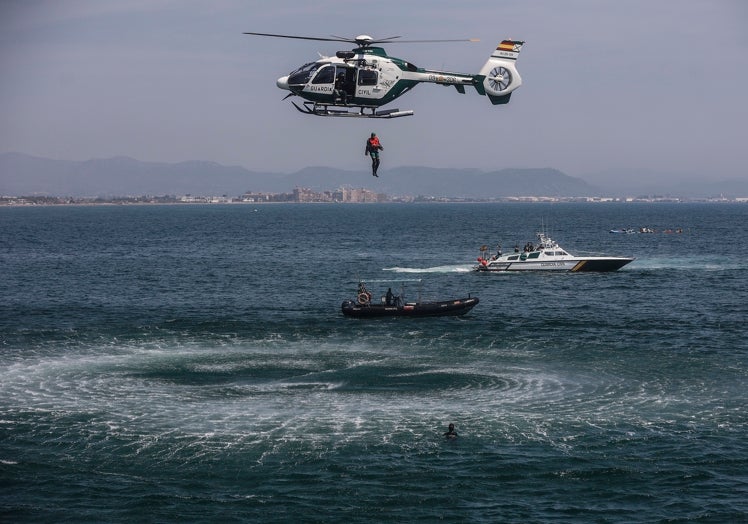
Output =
[{"x1": 497, "y1": 40, "x2": 524, "y2": 53}]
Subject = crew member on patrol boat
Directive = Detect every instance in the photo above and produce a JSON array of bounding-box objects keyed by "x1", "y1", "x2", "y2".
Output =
[{"x1": 364, "y1": 133, "x2": 383, "y2": 177}]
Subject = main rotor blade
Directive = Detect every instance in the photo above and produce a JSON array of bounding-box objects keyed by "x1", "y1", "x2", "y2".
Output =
[
  {"x1": 243, "y1": 31, "x2": 351, "y2": 43},
  {"x1": 390, "y1": 38, "x2": 480, "y2": 43},
  {"x1": 244, "y1": 32, "x2": 478, "y2": 46}
]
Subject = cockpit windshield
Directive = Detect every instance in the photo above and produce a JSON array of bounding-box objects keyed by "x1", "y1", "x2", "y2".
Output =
[{"x1": 287, "y1": 62, "x2": 319, "y2": 86}]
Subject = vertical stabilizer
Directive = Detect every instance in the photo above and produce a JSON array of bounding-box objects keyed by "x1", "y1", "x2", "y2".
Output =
[{"x1": 477, "y1": 40, "x2": 524, "y2": 105}]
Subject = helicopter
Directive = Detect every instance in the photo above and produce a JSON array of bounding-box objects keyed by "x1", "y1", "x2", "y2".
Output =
[{"x1": 243, "y1": 32, "x2": 524, "y2": 119}]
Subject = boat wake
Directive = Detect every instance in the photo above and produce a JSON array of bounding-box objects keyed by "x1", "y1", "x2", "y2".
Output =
[{"x1": 383, "y1": 264, "x2": 474, "y2": 274}]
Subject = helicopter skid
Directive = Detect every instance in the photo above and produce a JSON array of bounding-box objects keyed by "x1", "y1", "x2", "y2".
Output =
[{"x1": 292, "y1": 101, "x2": 413, "y2": 119}]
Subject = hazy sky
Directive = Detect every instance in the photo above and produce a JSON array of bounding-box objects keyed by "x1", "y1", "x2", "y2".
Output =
[{"x1": 1, "y1": 0, "x2": 747, "y2": 184}]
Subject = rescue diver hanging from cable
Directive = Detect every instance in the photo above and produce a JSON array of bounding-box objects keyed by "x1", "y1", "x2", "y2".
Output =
[{"x1": 364, "y1": 132, "x2": 383, "y2": 177}]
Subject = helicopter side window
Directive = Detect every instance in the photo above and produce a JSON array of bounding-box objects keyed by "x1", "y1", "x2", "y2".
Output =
[
  {"x1": 358, "y1": 69, "x2": 378, "y2": 86},
  {"x1": 287, "y1": 62, "x2": 318, "y2": 85},
  {"x1": 312, "y1": 65, "x2": 335, "y2": 84}
]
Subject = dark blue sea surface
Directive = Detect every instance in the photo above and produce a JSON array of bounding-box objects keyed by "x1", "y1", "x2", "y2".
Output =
[{"x1": 1, "y1": 203, "x2": 747, "y2": 522}]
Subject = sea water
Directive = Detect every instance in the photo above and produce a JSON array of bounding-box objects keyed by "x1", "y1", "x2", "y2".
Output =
[{"x1": 1, "y1": 203, "x2": 747, "y2": 522}]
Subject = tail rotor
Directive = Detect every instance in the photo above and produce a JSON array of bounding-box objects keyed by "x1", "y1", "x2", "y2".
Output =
[{"x1": 487, "y1": 66, "x2": 513, "y2": 93}]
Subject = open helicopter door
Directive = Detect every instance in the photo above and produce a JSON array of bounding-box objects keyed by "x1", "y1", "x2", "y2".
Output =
[{"x1": 335, "y1": 65, "x2": 356, "y2": 103}]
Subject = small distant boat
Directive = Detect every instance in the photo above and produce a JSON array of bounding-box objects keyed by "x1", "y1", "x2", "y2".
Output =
[
  {"x1": 475, "y1": 231, "x2": 634, "y2": 273},
  {"x1": 609, "y1": 227, "x2": 683, "y2": 234},
  {"x1": 341, "y1": 280, "x2": 478, "y2": 318}
]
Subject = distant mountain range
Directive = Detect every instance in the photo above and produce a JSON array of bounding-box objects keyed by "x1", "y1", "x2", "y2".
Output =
[{"x1": 1, "y1": 152, "x2": 746, "y2": 198}]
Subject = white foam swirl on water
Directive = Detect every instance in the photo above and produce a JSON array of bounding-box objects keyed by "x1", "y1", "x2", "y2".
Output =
[{"x1": 3, "y1": 334, "x2": 738, "y2": 462}]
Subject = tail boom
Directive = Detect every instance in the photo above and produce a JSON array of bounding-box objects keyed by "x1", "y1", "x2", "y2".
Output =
[{"x1": 397, "y1": 39, "x2": 525, "y2": 105}]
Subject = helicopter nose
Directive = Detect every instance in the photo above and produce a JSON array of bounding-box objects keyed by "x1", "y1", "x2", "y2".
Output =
[{"x1": 276, "y1": 76, "x2": 289, "y2": 90}]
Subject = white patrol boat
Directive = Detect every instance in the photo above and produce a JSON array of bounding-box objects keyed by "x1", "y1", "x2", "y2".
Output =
[{"x1": 475, "y1": 232, "x2": 634, "y2": 273}]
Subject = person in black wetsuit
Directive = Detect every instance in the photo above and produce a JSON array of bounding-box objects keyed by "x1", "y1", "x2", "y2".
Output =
[{"x1": 443, "y1": 423, "x2": 458, "y2": 439}]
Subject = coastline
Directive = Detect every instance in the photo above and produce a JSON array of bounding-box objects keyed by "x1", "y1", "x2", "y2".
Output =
[{"x1": 2, "y1": 195, "x2": 747, "y2": 206}]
